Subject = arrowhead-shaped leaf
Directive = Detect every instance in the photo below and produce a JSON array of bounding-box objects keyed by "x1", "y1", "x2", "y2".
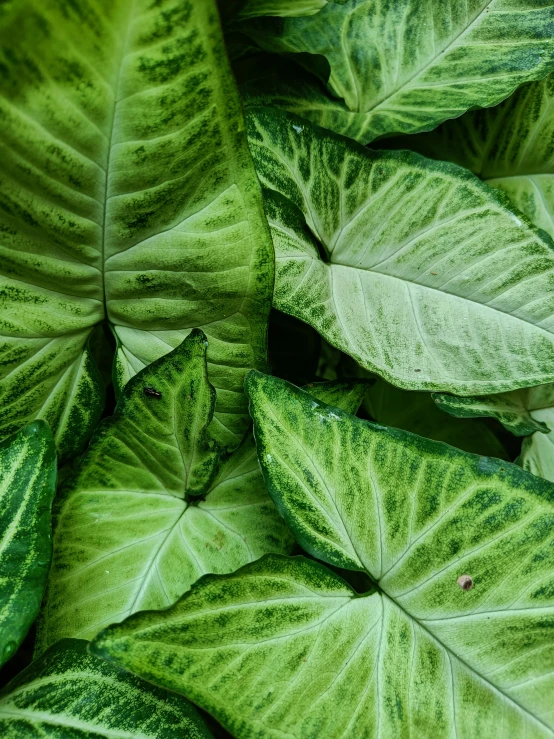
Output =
[
  {"x1": 0, "y1": 421, "x2": 56, "y2": 667},
  {"x1": 37, "y1": 331, "x2": 296, "y2": 649},
  {"x1": 91, "y1": 373, "x2": 554, "y2": 737},
  {"x1": 399, "y1": 72, "x2": 554, "y2": 240},
  {"x1": 0, "y1": 0, "x2": 273, "y2": 459},
  {"x1": 247, "y1": 106, "x2": 554, "y2": 395},
  {"x1": 0, "y1": 639, "x2": 213, "y2": 738},
  {"x1": 241, "y1": 0, "x2": 554, "y2": 143}
]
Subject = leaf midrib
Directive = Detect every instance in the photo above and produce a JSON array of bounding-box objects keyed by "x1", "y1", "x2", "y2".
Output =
[
  {"x1": 99, "y1": 0, "x2": 138, "y2": 319},
  {"x1": 347, "y1": 0, "x2": 495, "y2": 115},
  {"x1": 379, "y1": 590, "x2": 552, "y2": 735}
]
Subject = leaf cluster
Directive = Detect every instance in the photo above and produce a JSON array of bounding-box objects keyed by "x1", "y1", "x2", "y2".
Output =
[{"x1": 1, "y1": 1, "x2": 554, "y2": 737}]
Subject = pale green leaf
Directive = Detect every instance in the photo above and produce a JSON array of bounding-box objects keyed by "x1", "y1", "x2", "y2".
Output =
[
  {"x1": 0, "y1": 639, "x2": 213, "y2": 738},
  {"x1": 400, "y1": 72, "x2": 554, "y2": 240},
  {"x1": 0, "y1": 421, "x2": 56, "y2": 667},
  {"x1": 433, "y1": 385, "x2": 554, "y2": 436},
  {"x1": 302, "y1": 379, "x2": 367, "y2": 415},
  {"x1": 241, "y1": 0, "x2": 554, "y2": 143},
  {"x1": 247, "y1": 106, "x2": 554, "y2": 395},
  {"x1": 238, "y1": 0, "x2": 327, "y2": 19},
  {"x1": 366, "y1": 379, "x2": 508, "y2": 457},
  {"x1": 89, "y1": 373, "x2": 554, "y2": 736},
  {"x1": 0, "y1": 0, "x2": 273, "y2": 456},
  {"x1": 521, "y1": 411, "x2": 554, "y2": 483},
  {"x1": 37, "y1": 332, "x2": 294, "y2": 650}
]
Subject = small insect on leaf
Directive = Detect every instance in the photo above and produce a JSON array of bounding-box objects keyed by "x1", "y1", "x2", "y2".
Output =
[
  {"x1": 143, "y1": 387, "x2": 162, "y2": 399},
  {"x1": 457, "y1": 574, "x2": 473, "y2": 591}
]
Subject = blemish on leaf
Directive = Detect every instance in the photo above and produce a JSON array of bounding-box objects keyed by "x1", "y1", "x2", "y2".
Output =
[{"x1": 457, "y1": 574, "x2": 473, "y2": 591}]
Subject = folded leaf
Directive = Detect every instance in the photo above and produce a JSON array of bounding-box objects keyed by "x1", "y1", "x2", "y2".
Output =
[
  {"x1": 433, "y1": 386, "x2": 554, "y2": 436},
  {"x1": 0, "y1": 639, "x2": 213, "y2": 737},
  {"x1": 37, "y1": 331, "x2": 294, "y2": 650},
  {"x1": 248, "y1": 106, "x2": 554, "y2": 395},
  {"x1": 90, "y1": 373, "x2": 554, "y2": 736},
  {"x1": 400, "y1": 72, "x2": 554, "y2": 240},
  {"x1": 0, "y1": 421, "x2": 56, "y2": 668},
  {"x1": 366, "y1": 379, "x2": 508, "y2": 457},
  {"x1": 0, "y1": 0, "x2": 273, "y2": 457},
  {"x1": 241, "y1": 0, "x2": 554, "y2": 143},
  {"x1": 520, "y1": 402, "x2": 554, "y2": 482}
]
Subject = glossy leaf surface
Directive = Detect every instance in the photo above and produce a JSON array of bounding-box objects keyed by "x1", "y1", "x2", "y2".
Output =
[
  {"x1": 0, "y1": 421, "x2": 56, "y2": 667},
  {"x1": 242, "y1": 0, "x2": 554, "y2": 143},
  {"x1": 91, "y1": 373, "x2": 554, "y2": 736},
  {"x1": 248, "y1": 106, "x2": 554, "y2": 395},
  {"x1": 0, "y1": 0, "x2": 273, "y2": 457},
  {"x1": 403, "y1": 72, "x2": 554, "y2": 239},
  {"x1": 0, "y1": 639, "x2": 213, "y2": 737},
  {"x1": 37, "y1": 331, "x2": 294, "y2": 650}
]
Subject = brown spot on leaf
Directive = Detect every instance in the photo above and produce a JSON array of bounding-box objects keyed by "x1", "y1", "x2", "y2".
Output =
[{"x1": 457, "y1": 574, "x2": 473, "y2": 591}]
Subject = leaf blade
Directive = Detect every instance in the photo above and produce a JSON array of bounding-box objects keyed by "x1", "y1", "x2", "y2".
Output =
[
  {"x1": 0, "y1": 639, "x2": 213, "y2": 738},
  {"x1": 0, "y1": 421, "x2": 56, "y2": 667},
  {"x1": 248, "y1": 106, "x2": 554, "y2": 395},
  {"x1": 241, "y1": 0, "x2": 554, "y2": 143}
]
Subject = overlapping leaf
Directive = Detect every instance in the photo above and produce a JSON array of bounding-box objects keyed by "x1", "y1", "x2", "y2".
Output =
[
  {"x1": 91, "y1": 373, "x2": 554, "y2": 737},
  {"x1": 0, "y1": 639, "x2": 213, "y2": 737},
  {"x1": 37, "y1": 331, "x2": 295, "y2": 650},
  {"x1": 247, "y1": 106, "x2": 554, "y2": 395},
  {"x1": 0, "y1": 421, "x2": 56, "y2": 667},
  {"x1": 237, "y1": 0, "x2": 327, "y2": 19},
  {"x1": 521, "y1": 416, "x2": 554, "y2": 483},
  {"x1": 365, "y1": 379, "x2": 508, "y2": 458},
  {"x1": 402, "y1": 72, "x2": 554, "y2": 239},
  {"x1": 0, "y1": 0, "x2": 273, "y2": 459},
  {"x1": 434, "y1": 385, "x2": 554, "y2": 437},
  {"x1": 241, "y1": 0, "x2": 554, "y2": 143}
]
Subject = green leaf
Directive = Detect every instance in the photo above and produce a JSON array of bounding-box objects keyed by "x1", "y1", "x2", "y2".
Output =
[
  {"x1": 247, "y1": 106, "x2": 554, "y2": 396},
  {"x1": 302, "y1": 379, "x2": 367, "y2": 415},
  {"x1": 37, "y1": 331, "x2": 294, "y2": 651},
  {"x1": 241, "y1": 0, "x2": 554, "y2": 143},
  {"x1": 433, "y1": 386, "x2": 554, "y2": 437},
  {"x1": 399, "y1": 72, "x2": 554, "y2": 240},
  {"x1": 521, "y1": 414, "x2": 554, "y2": 483},
  {"x1": 366, "y1": 379, "x2": 508, "y2": 458},
  {"x1": 238, "y1": 0, "x2": 327, "y2": 19},
  {"x1": 0, "y1": 421, "x2": 56, "y2": 667},
  {"x1": 0, "y1": 0, "x2": 273, "y2": 457},
  {"x1": 93, "y1": 371, "x2": 554, "y2": 737},
  {"x1": 0, "y1": 639, "x2": 213, "y2": 737}
]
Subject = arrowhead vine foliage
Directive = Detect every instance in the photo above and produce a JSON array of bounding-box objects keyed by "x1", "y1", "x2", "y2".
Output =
[
  {"x1": 0, "y1": 0, "x2": 273, "y2": 461},
  {"x1": 3, "y1": 0, "x2": 554, "y2": 737}
]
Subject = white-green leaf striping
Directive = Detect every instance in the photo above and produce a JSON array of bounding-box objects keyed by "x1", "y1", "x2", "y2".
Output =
[
  {"x1": 248, "y1": 106, "x2": 554, "y2": 395},
  {"x1": 238, "y1": 0, "x2": 327, "y2": 19},
  {"x1": 0, "y1": 639, "x2": 213, "y2": 738},
  {"x1": 90, "y1": 373, "x2": 554, "y2": 736},
  {"x1": 241, "y1": 0, "x2": 554, "y2": 143},
  {"x1": 36, "y1": 331, "x2": 295, "y2": 650},
  {"x1": 433, "y1": 385, "x2": 554, "y2": 437},
  {"x1": 0, "y1": 421, "x2": 56, "y2": 668},
  {"x1": 401, "y1": 72, "x2": 554, "y2": 240},
  {"x1": 0, "y1": 0, "x2": 273, "y2": 459}
]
